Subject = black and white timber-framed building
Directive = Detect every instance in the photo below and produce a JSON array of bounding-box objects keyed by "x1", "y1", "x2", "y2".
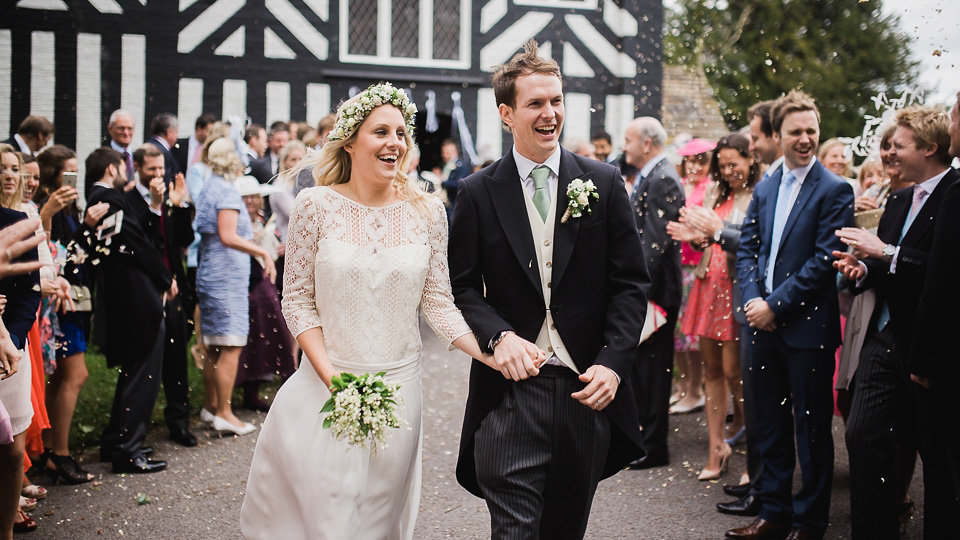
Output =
[{"x1": 3, "y1": 0, "x2": 662, "y2": 171}]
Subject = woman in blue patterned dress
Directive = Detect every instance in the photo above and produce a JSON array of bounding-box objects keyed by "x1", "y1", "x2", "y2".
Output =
[{"x1": 194, "y1": 138, "x2": 276, "y2": 436}]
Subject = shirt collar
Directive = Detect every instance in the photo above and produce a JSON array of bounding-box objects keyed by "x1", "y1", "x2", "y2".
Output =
[
  {"x1": 917, "y1": 168, "x2": 950, "y2": 196},
  {"x1": 639, "y1": 152, "x2": 668, "y2": 179},
  {"x1": 135, "y1": 181, "x2": 151, "y2": 200},
  {"x1": 13, "y1": 134, "x2": 31, "y2": 154},
  {"x1": 782, "y1": 156, "x2": 817, "y2": 185},
  {"x1": 152, "y1": 136, "x2": 170, "y2": 151},
  {"x1": 513, "y1": 145, "x2": 561, "y2": 182},
  {"x1": 763, "y1": 156, "x2": 784, "y2": 179},
  {"x1": 110, "y1": 140, "x2": 128, "y2": 153}
]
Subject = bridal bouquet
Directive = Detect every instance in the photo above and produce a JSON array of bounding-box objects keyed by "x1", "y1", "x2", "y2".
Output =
[{"x1": 321, "y1": 372, "x2": 403, "y2": 451}]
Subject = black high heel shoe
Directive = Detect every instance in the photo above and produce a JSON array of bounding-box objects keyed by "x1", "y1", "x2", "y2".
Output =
[{"x1": 43, "y1": 451, "x2": 94, "y2": 484}]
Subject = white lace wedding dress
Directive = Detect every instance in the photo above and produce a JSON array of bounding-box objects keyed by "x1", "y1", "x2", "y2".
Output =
[{"x1": 240, "y1": 186, "x2": 471, "y2": 540}]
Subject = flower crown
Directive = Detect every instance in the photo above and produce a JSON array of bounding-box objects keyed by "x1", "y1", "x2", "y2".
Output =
[{"x1": 327, "y1": 83, "x2": 418, "y2": 142}]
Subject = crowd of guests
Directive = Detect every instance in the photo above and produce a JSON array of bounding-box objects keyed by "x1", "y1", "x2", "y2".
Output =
[
  {"x1": 618, "y1": 91, "x2": 960, "y2": 540},
  {"x1": 0, "y1": 83, "x2": 958, "y2": 539},
  {"x1": 0, "y1": 109, "x2": 325, "y2": 535}
]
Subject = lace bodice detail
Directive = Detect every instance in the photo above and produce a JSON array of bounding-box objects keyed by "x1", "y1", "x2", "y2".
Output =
[{"x1": 281, "y1": 186, "x2": 471, "y2": 364}]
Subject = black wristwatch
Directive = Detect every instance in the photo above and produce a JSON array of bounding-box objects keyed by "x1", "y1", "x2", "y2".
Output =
[{"x1": 491, "y1": 330, "x2": 512, "y2": 350}]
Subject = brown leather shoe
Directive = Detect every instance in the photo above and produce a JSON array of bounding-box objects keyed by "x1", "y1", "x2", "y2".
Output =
[
  {"x1": 784, "y1": 528, "x2": 816, "y2": 540},
  {"x1": 725, "y1": 517, "x2": 791, "y2": 540}
]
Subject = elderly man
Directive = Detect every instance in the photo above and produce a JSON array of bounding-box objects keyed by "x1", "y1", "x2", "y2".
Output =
[
  {"x1": 622, "y1": 116, "x2": 684, "y2": 470},
  {"x1": 100, "y1": 110, "x2": 137, "y2": 195}
]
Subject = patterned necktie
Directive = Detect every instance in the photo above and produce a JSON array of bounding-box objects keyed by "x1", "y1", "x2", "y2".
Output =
[
  {"x1": 530, "y1": 165, "x2": 551, "y2": 222},
  {"x1": 123, "y1": 150, "x2": 134, "y2": 181},
  {"x1": 764, "y1": 171, "x2": 796, "y2": 294}
]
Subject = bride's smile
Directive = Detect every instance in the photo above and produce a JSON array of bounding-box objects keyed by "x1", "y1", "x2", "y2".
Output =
[{"x1": 344, "y1": 105, "x2": 408, "y2": 187}]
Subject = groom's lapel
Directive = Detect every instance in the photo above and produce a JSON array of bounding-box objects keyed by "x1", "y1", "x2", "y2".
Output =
[
  {"x1": 551, "y1": 149, "x2": 584, "y2": 288},
  {"x1": 483, "y1": 152, "x2": 543, "y2": 296}
]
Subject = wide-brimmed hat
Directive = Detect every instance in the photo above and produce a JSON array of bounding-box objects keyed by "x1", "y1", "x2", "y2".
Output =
[
  {"x1": 235, "y1": 175, "x2": 284, "y2": 197},
  {"x1": 677, "y1": 138, "x2": 716, "y2": 157}
]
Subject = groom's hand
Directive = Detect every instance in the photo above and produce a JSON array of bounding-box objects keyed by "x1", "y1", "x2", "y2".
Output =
[
  {"x1": 493, "y1": 332, "x2": 541, "y2": 381},
  {"x1": 572, "y1": 365, "x2": 619, "y2": 411}
]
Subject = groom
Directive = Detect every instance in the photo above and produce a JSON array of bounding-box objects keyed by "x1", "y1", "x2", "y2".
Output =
[{"x1": 449, "y1": 40, "x2": 650, "y2": 539}]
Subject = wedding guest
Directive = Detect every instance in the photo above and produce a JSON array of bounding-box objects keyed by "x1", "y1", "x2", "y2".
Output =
[
  {"x1": 1, "y1": 147, "x2": 60, "y2": 514},
  {"x1": 623, "y1": 116, "x2": 684, "y2": 469},
  {"x1": 0, "y1": 204, "x2": 41, "y2": 536},
  {"x1": 909, "y1": 90, "x2": 960, "y2": 515},
  {"x1": 669, "y1": 138, "x2": 714, "y2": 416},
  {"x1": 819, "y1": 138, "x2": 854, "y2": 180},
  {"x1": 855, "y1": 126, "x2": 913, "y2": 212},
  {"x1": 856, "y1": 159, "x2": 883, "y2": 196},
  {"x1": 194, "y1": 138, "x2": 275, "y2": 436},
  {"x1": 671, "y1": 134, "x2": 757, "y2": 481},
  {"x1": 591, "y1": 130, "x2": 615, "y2": 163},
  {"x1": 233, "y1": 176, "x2": 294, "y2": 411},
  {"x1": 268, "y1": 140, "x2": 306, "y2": 298},
  {"x1": 729, "y1": 90, "x2": 854, "y2": 540},
  {"x1": 32, "y1": 145, "x2": 95, "y2": 484},
  {"x1": 84, "y1": 148, "x2": 169, "y2": 474},
  {"x1": 835, "y1": 105, "x2": 959, "y2": 540}
]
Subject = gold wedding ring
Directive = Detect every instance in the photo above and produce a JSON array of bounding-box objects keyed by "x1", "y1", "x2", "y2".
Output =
[{"x1": 850, "y1": 240, "x2": 858, "y2": 246}]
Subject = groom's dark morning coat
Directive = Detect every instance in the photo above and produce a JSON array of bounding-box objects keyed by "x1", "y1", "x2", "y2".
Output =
[{"x1": 449, "y1": 148, "x2": 650, "y2": 496}]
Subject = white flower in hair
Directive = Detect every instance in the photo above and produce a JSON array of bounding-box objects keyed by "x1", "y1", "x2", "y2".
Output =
[{"x1": 328, "y1": 82, "x2": 418, "y2": 142}]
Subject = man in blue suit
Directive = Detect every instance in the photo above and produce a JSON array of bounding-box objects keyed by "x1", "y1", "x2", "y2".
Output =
[{"x1": 728, "y1": 90, "x2": 854, "y2": 540}]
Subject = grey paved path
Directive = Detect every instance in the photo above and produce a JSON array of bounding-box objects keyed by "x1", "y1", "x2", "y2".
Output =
[{"x1": 23, "y1": 318, "x2": 923, "y2": 539}]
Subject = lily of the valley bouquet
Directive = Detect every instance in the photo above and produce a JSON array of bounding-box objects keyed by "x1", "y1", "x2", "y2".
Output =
[
  {"x1": 321, "y1": 372, "x2": 403, "y2": 451},
  {"x1": 561, "y1": 178, "x2": 599, "y2": 223}
]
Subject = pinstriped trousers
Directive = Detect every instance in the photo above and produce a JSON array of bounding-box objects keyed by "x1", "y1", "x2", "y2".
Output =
[
  {"x1": 474, "y1": 365, "x2": 611, "y2": 540},
  {"x1": 844, "y1": 325, "x2": 910, "y2": 540}
]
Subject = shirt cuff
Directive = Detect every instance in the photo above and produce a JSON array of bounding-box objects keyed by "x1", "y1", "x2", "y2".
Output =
[
  {"x1": 888, "y1": 246, "x2": 901, "y2": 274},
  {"x1": 854, "y1": 261, "x2": 869, "y2": 288}
]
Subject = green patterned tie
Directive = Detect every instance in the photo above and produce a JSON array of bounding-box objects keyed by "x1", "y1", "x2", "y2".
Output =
[{"x1": 530, "y1": 165, "x2": 551, "y2": 222}]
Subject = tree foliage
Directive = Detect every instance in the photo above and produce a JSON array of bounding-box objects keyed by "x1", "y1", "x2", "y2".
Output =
[{"x1": 664, "y1": 0, "x2": 921, "y2": 138}]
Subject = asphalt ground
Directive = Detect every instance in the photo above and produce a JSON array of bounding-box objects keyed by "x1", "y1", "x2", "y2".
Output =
[{"x1": 21, "y1": 318, "x2": 923, "y2": 539}]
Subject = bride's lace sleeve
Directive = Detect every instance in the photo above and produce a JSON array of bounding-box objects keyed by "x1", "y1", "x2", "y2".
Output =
[
  {"x1": 420, "y1": 198, "x2": 472, "y2": 349},
  {"x1": 281, "y1": 190, "x2": 323, "y2": 337}
]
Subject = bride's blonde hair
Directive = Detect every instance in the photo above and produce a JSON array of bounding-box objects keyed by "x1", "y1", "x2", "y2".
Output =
[{"x1": 280, "y1": 86, "x2": 434, "y2": 220}]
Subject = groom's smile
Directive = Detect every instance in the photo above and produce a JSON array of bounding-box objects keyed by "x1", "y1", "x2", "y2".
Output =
[{"x1": 499, "y1": 72, "x2": 565, "y2": 163}]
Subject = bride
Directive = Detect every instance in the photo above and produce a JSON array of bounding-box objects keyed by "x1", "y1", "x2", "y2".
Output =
[{"x1": 240, "y1": 83, "x2": 505, "y2": 539}]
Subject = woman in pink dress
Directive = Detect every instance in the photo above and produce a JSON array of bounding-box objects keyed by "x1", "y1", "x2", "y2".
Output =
[
  {"x1": 669, "y1": 139, "x2": 715, "y2": 415},
  {"x1": 672, "y1": 134, "x2": 759, "y2": 480}
]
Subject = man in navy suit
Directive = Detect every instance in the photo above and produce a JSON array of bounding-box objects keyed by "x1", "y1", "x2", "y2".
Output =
[
  {"x1": 729, "y1": 90, "x2": 854, "y2": 540},
  {"x1": 144, "y1": 113, "x2": 180, "y2": 187}
]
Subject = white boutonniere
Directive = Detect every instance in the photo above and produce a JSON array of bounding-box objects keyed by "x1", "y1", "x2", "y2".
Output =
[{"x1": 561, "y1": 178, "x2": 599, "y2": 224}]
